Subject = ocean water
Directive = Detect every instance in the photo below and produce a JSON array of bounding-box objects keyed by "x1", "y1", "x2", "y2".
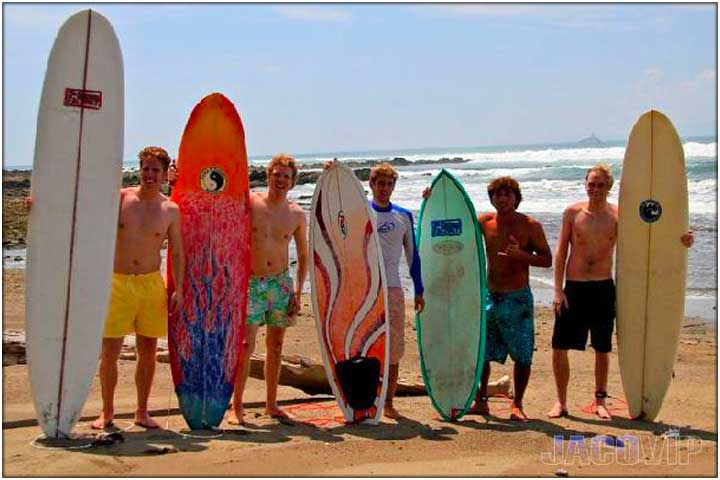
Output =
[
  {"x1": 5, "y1": 137, "x2": 717, "y2": 321},
  {"x1": 281, "y1": 137, "x2": 717, "y2": 321}
]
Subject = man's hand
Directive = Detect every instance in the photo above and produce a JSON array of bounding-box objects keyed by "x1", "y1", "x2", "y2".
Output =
[
  {"x1": 287, "y1": 291, "x2": 301, "y2": 316},
  {"x1": 421, "y1": 187, "x2": 432, "y2": 200},
  {"x1": 24, "y1": 197, "x2": 33, "y2": 211},
  {"x1": 168, "y1": 161, "x2": 178, "y2": 185},
  {"x1": 170, "y1": 290, "x2": 183, "y2": 315},
  {"x1": 681, "y1": 230, "x2": 694, "y2": 248},
  {"x1": 553, "y1": 290, "x2": 568, "y2": 316},
  {"x1": 414, "y1": 294, "x2": 425, "y2": 313},
  {"x1": 498, "y1": 235, "x2": 523, "y2": 259},
  {"x1": 323, "y1": 157, "x2": 339, "y2": 170}
]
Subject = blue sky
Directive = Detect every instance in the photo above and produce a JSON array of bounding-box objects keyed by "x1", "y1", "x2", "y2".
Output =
[{"x1": 3, "y1": 3, "x2": 717, "y2": 166}]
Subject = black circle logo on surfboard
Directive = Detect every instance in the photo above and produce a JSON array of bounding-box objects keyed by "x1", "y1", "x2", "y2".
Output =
[
  {"x1": 639, "y1": 199, "x2": 662, "y2": 223},
  {"x1": 200, "y1": 167, "x2": 226, "y2": 193}
]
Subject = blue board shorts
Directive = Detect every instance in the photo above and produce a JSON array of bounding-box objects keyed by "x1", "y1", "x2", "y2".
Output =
[{"x1": 485, "y1": 286, "x2": 534, "y2": 366}]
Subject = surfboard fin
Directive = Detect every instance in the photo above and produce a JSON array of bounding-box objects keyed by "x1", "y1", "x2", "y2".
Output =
[{"x1": 335, "y1": 356, "x2": 380, "y2": 410}]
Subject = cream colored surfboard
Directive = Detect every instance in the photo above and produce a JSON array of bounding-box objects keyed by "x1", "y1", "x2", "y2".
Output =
[
  {"x1": 616, "y1": 110, "x2": 688, "y2": 421},
  {"x1": 26, "y1": 10, "x2": 124, "y2": 438}
]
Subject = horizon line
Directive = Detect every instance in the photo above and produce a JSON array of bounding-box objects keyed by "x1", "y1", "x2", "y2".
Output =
[{"x1": 4, "y1": 133, "x2": 717, "y2": 169}]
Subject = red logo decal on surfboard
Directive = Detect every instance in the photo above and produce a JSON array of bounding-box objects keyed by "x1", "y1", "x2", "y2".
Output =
[
  {"x1": 64, "y1": 89, "x2": 102, "y2": 110},
  {"x1": 338, "y1": 211, "x2": 348, "y2": 238}
]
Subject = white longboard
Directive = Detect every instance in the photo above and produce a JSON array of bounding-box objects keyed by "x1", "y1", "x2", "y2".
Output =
[
  {"x1": 616, "y1": 110, "x2": 689, "y2": 421},
  {"x1": 26, "y1": 9, "x2": 124, "y2": 438}
]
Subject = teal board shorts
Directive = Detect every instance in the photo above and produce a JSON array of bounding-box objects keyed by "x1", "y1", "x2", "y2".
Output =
[
  {"x1": 246, "y1": 271, "x2": 295, "y2": 328},
  {"x1": 484, "y1": 286, "x2": 534, "y2": 366}
]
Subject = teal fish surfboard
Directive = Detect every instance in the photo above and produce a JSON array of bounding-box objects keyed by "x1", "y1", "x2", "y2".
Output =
[{"x1": 416, "y1": 169, "x2": 486, "y2": 421}]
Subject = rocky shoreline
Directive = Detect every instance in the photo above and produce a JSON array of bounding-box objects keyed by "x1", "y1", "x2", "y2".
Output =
[{"x1": 2, "y1": 156, "x2": 471, "y2": 248}]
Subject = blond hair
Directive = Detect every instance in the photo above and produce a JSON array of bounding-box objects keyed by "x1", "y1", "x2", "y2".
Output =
[
  {"x1": 369, "y1": 162, "x2": 398, "y2": 183},
  {"x1": 585, "y1": 164, "x2": 614, "y2": 189},
  {"x1": 266, "y1": 153, "x2": 298, "y2": 186}
]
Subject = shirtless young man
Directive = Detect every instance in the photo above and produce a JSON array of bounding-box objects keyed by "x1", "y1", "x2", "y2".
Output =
[
  {"x1": 227, "y1": 154, "x2": 308, "y2": 424},
  {"x1": 90, "y1": 146, "x2": 185, "y2": 429},
  {"x1": 547, "y1": 165, "x2": 694, "y2": 420},
  {"x1": 469, "y1": 177, "x2": 552, "y2": 421}
]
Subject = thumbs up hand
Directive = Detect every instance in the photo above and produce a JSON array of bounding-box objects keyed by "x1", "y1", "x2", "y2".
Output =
[{"x1": 498, "y1": 235, "x2": 523, "y2": 259}]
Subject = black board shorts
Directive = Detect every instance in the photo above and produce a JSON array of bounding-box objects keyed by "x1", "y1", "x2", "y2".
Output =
[{"x1": 552, "y1": 279, "x2": 616, "y2": 353}]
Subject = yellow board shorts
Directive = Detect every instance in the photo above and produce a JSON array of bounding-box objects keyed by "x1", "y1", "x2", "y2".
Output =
[{"x1": 104, "y1": 272, "x2": 168, "y2": 338}]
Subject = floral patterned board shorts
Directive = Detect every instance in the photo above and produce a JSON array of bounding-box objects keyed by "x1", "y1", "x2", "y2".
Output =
[
  {"x1": 246, "y1": 271, "x2": 295, "y2": 328},
  {"x1": 485, "y1": 286, "x2": 534, "y2": 366}
]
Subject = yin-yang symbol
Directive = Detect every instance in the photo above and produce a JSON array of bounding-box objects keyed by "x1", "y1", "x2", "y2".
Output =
[
  {"x1": 639, "y1": 199, "x2": 662, "y2": 223},
  {"x1": 200, "y1": 167, "x2": 226, "y2": 193}
]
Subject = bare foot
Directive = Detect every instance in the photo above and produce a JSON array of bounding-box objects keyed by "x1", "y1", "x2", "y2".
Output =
[
  {"x1": 594, "y1": 402, "x2": 612, "y2": 420},
  {"x1": 134, "y1": 411, "x2": 160, "y2": 429},
  {"x1": 509, "y1": 406, "x2": 529, "y2": 421},
  {"x1": 467, "y1": 398, "x2": 490, "y2": 415},
  {"x1": 547, "y1": 402, "x2": 569, "y2": 418},
  {"x1": 265, "y1": 406, "x2": 295, "y2": 419},
  {"x1": 91, "y1": 413, "x2": 114, "y2": 430},
  {"x1": 227, "y1": 407, "x2": 245, "y2": 426},
  {"x1": 384, "y1": 403, "x2": 401, "y2": 420}
]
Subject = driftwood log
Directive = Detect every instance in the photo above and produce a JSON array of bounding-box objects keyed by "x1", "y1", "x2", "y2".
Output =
[
  {"x1": 2, "y1": 330, "x2": 512, "y2": 398},
  {"x1": 245, "y1": 353, "x2": 512, "y2": 398}
]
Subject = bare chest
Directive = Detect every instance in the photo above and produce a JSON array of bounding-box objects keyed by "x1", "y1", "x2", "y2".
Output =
[
  {"x1": 118, "y1": 200, "x2": 168, "y2": 239},
  {"x1": 251, "y1": 204, "x2": 297, "y2": 241},
  {"x1": 484, "y1": 221, "x2": 530, "y2": 252},
  {"x1": 572, "y1": 212, "x2": 616, "y2": 245}
]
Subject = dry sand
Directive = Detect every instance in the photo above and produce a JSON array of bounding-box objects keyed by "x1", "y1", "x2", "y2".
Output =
[{"x1": 2, "y1": 269, "x2": 717, "y2": 476}]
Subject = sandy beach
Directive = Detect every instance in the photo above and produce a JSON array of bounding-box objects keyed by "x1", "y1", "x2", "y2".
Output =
[{"x1": 2, "y1": 268, "x2": 717, "y2": 476}]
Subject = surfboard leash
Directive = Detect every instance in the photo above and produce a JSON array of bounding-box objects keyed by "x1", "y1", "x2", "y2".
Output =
[{"x1": 580, "y1": 394, "x2": 629, "y2": 418}]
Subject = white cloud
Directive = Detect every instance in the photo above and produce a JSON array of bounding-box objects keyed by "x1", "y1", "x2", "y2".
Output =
[
  {"x1": 677, "y1": 69, "x2": 716, "y2": 102},
  {"x1": 632, "y1": 68, "x2": 666, "y2": 106},
  {"x1": 624, "y1": 68, "x2": 716, "y2": 135},
  {"x1": 640, "y1": 68, "x2": 666, "y2": 85},
  {"x1": 3, "y1": 4, "x2": 200, "y2": 31},
  {"x1": 3, "y1": 4, "x2": 80, "y2": 30},
  {"x1": 409, "y1": 4, "x2": 680, "y2": 32},
  {"x1": 695, "y1": 69, "x2": 716, "y2": 84},
  {"x1": 273, "y1": 5, "x2": 350, "y2": 23}
]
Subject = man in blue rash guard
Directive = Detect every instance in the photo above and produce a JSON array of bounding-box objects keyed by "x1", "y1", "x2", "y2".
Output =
[
  {"x1": 325, "y1": 159, "x2": 424, "y2": 420},
  {"x1": 368, "y1": 162, "x2": 425, "y2": 420}
]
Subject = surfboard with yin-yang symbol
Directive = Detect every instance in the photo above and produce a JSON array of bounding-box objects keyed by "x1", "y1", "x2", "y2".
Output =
[{"x1": 167, "y1": 93, "x2": 250, "y2": 429}]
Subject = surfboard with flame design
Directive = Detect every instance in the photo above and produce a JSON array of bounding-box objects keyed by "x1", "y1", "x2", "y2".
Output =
[
  {"x1": 310, "y1": 163, "x2": 389, "y2": 424},
  {"x1": 167, "y1": 93, "x2": 250, "y2": 429}
]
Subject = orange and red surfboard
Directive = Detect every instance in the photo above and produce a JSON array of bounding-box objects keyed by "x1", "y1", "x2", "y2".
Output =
[
  {"x1": 309, "y1": 162, "x2": 390, "y2": 424},
  {"x1": 167, "y1": 93, "x2": 250, "y2": 429}
]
